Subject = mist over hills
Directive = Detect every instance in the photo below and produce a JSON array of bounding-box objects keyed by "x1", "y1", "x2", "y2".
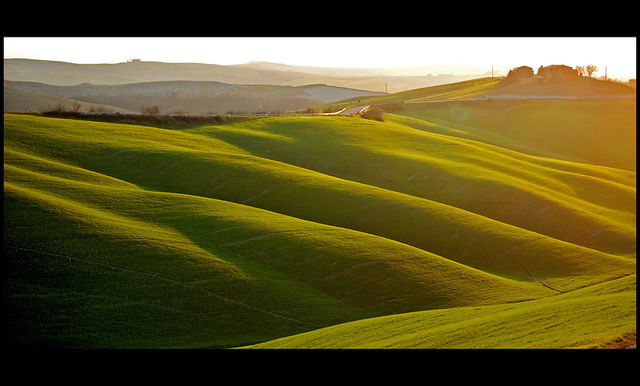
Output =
[
  {"x1": 4, "y1": 79, "x2": 384, "y2": 114},
  {"x1": 3, "y1": 58, "x2": 494, "y2": 114},
  {"x1": 4, "y1": 58, "x2": 492, "y2": 93},
  {"x1": 235, "y1": 61, "x2": 493, "y2": 77}
]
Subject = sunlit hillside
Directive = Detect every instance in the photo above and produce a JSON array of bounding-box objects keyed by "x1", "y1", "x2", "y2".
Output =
[
  {"x1": 314, "y1": 77, "x2": 504, "y2": 111},
  {"x1": 244, "y1": 274, "x2": 636, "y2": 349},
  {"x1": 3, "y1": 75, "x2": 635, "y2": 349}
]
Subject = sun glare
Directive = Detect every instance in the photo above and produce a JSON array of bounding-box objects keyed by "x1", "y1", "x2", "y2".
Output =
[{"x1": 3, "y1": 37, "x2": 637, "y2": 80}]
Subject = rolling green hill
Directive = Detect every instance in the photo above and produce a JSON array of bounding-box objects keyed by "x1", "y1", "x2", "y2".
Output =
[
  {"x1": 395, "y1": 98, "x2": 636, "y2": 172},
  {"x1": 3, "y1": 77, "x2": 635, "y2": 349},
  {"x1": 313, "y1": 77, "x2": 505, "y2": 112},
  {"x1": 243, "y1": 273, "x2": 636, "y2": 349}
]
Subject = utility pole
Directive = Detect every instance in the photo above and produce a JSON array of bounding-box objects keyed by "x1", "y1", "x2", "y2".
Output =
[
  {"x1": 605, "y1": 66, "x2": 607, "y2": 80},
  {"x1": 491, "y1": 65, "x2": 494, "y2": 78},
  {"x1": 385, "y1": 82, "x2": 388, "y2": 95}
]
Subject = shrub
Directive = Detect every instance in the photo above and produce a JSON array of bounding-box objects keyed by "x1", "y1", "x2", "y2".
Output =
[{"x1": 361, "y1": 105, "x2": 384, "y2": 122}]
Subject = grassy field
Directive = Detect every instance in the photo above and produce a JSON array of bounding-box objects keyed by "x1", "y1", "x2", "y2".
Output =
[
  {"x1": 313, "y1": 77, "x2": 504, "y2": 112},
  {"x1": 243, "y1": 274, "x2": 636, "y2": 349},
  {"x1": 3, "y1": 79, "x2": 635, "y2": 349},
  {"x1": 397, "y1": 98, "x2": 636, "y2": 171}
]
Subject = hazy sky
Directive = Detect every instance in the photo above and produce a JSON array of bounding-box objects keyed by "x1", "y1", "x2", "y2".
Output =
[{"x1": 4, "y1": 37, "x2": 637, "y2": 80}]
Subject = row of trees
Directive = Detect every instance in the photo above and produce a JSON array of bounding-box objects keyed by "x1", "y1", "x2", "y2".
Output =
[
  {"x1": 46, "y1": 102, "x2": 113, "y2": 114},
  {"x1": 46, "y1": 103, "x2": 363, "y2": 117},
  {"x1": 139, "y1": 105, "x2": 344, "y2": 116},
  {"x1": 49, "y1": 102, "x2": 161, "y2": 115}
]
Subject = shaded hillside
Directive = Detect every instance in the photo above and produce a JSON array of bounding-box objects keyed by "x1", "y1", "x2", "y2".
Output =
[
  {"x1": 4, "y1": 80, "x2": 383, "y2": 114},
  {"x1": 3, "y1": 59, "x2": 300, "y2": 86},
  {"x1": 3, "y1": 83, "x2": 138, "y2": 114}
]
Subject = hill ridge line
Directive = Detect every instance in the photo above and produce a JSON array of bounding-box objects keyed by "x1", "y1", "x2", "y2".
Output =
[
  {"x1": 11, "y1": 158, "x2": 631, "y2": 282},
  {"x1": 388, "y1": 113, "x2": 638, "y2": 179},
  {"x1": 169, "y1": 149, "x2": 632, "y2": 258},
  {"x1": 4, "y1": 171, "x2": 559, "y2": 289},
  {"x1": 8, "y1": 140, "x2": 629, "y2": 264}
]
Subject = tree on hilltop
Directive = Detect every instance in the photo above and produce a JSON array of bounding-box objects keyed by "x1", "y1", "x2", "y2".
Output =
[
  {"x1": 578, "y1": 65, "x2": 598, "y2": 78},
  {"x1": 585, "y1": 64, "x2": 598, "y2": 78}
]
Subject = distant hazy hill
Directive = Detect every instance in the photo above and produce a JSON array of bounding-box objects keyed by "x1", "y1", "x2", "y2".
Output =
[
  {"x1": 3, "y1": 59, "x2": 491, "y2": 93},
  {"x1": 4, "y1": 79, "x2": 384, "y2": 114}
]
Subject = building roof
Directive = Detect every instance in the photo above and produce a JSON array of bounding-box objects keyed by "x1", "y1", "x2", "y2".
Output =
[{"x1": 539, "y1": 64, "x2": 574, "y2": 71}]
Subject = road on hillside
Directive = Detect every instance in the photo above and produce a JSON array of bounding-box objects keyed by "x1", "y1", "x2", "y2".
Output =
[
  {"x1": 212, "y1": 105, "x2": 369, "y2": 117},
  {"x1": 337, "y1": 105, "x2": 370, "y2": 115}
]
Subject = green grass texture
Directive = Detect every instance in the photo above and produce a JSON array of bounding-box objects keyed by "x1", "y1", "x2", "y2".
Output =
[
  {"x1": 243, "y1": 274, "x2": 636, "y2": 349},
  {"x1": 3, "y1": 89, "x2": 635, "y2": 349}
]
